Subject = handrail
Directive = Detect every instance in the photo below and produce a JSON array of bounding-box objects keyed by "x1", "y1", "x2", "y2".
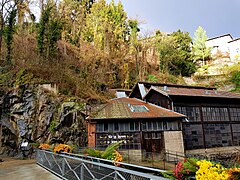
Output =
[
  {"x1": 36, "y1": 149, "x2": 169, "y2": 180},
  {"x1": 62, "y1": 151, "x2": 166, "y2": 173}
]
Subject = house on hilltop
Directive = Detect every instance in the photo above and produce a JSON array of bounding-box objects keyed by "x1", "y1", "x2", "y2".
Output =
[
  {"x1": 206, "y1": 34, "x2": 233, "y2": 57},
  {"x1": 228, "y1": 38, "x2": 240, "y2": 60},
  {"x1": 206, "y1": 34, "x2": 240, "y2": 61}
]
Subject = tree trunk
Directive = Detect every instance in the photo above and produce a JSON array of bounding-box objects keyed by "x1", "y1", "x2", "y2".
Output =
[{"x1": 0, "y1": 12, "x2": 3, "y2": 58}]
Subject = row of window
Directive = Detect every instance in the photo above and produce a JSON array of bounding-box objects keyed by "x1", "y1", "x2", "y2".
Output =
[
  {"x1": 174, "y1": 106, "x2": 240, "y2": 122},
  {"x1": 95, "y1": 133, "x2": 141, "y2": 150},
  {"x1": 96, "y1": 121, "x2": 182, "y2": 132}
]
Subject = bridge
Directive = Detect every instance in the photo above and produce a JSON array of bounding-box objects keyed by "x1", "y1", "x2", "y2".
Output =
[
  {"x1": 0, "y1": 156, "x2": 60, "y2": 180},
  {"x1": 36, "y1": 150, "x2": 168, "y2": 180},
  {"x1": 0, "y1": 150, "x2": 169, "y2": 179}
]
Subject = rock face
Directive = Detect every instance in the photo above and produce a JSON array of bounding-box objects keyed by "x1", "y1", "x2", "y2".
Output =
[{"x1": 0, "y1": 84, "x2": 87, "y2": 156}]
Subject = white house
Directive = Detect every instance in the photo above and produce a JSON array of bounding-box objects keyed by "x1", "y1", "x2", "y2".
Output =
[
  {"x1": 205, "y1": 34, "x2": 233, "y2": 56},
  {"x1": 228, "y1": 38, "x2": 240, "y2": 60}
]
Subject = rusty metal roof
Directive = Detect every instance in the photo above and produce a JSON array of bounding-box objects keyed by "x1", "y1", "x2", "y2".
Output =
[
  {"x1": 130, "y1": 82, "x2": 240, "y2": 99},
  {"x1": 92, "y1": 97, "x2": 186, "y2": 120},
  {"x1": 152, "y1": 86, "x2": 240, "y2": 99}
]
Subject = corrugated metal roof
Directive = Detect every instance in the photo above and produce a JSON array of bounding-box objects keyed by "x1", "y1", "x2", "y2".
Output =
[
  {"x1": 132, "y1": 82, "x2": 240, "y2": 99},
  {"x1": 153, "y1": 86, "x2": 240, "y2": 99},
  {"x1": 92, "y1": 97, "x2": 186, "y2": 120}
]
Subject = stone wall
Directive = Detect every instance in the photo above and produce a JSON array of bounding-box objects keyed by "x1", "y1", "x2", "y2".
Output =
[
  {"x1": 186, "y1": 146, "x2": 240, "y2": 157},
  {"x1": 120, "y1": 150, "x2": 142, "y2": 161},
  {"x1": 0, "y1": 85, "x2": 87, "y2": 156},
  {"x1": 164, "y1": 131, "x2": 185, "y2": 161}
]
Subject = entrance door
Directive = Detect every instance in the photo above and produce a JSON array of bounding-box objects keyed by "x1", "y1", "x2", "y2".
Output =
[{"x1": 142, "y1": 132, "x2": 164, "y2": 153}]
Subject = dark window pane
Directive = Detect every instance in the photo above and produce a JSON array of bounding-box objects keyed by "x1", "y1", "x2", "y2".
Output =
[
  {"x1": 108, "y1": 123, "x2": 113, "y2": 132},
  {"x1": 104, "y1": 123, "x2": 108, "y2": 131},
  {"x1": 157, "y1": 121, "x2": 163, "y2": 130},
  {"x1": 135, "y1": 122, "x2": 140, "y2": 131},
  {"x1": 96, "y1": 123, "x2": 104, "y2": 132},
  {"x1": 163, "y1": 122, "x2": 167, "y2": 130},
  {"x1": 147, "y1": 122, "x2": 152, "y2": 130},
  {"x1": 114, "y1": 123, "x2": 119, "y2": 131},
  {"x1": 125, "y1": 122, "x2": 130, "y2": 131},
  {"x1": 152, "y1": 121, "x2": 157, "y2": 130},
  {"x1": 130, "y1": 122, "x2": 134, "y2": 131}
]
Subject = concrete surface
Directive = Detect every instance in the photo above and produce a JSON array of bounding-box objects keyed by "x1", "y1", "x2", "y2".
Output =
[{"x1": 0, "y1": 157, "x2": 60, "y2": 180}]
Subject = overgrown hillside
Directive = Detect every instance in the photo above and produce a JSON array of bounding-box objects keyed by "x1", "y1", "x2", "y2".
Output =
[{"x1": 0, "y1": 0, "x2": 239, "y2": 102}]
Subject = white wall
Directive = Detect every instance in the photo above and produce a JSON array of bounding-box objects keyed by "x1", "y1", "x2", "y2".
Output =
[
  {"x1": 228, "y1": 39, "x2": 240, "y2": 60},
  {"x1": 206, "y1": 35, "x2": 233, "y2": 55}
]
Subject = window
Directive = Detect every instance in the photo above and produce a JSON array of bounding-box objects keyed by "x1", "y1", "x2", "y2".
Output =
[
  {"x1": 202, "y1": 107, "x2": 229, "y2": 121},
  {"x1": 114, "y1": 123, "x2": 119, "y2": 131},
  {"x1": 96, "y1": 123, "x2": 103, "y2": 132},
  {"x1": 96, "y1": 133, "x2": 141, "y2": 150},
  {"x1": 104, "y1": 123, "x2": 108, "y2": 131},
  {"x1": 130, "y1": 122, "x2": 134, "y2": 131},
  {"x1": 229, "y1": 108, "x2": 240, "y2": 121},
  {"x1": 129, "y1": 105, "x2": 149, "y2": 112},
  {"x1": 157, "y1": 121, "x2": 163, "y2": 130},
  {"x1": 174, "y1": 106, "x2": 201, "y2": 122}
]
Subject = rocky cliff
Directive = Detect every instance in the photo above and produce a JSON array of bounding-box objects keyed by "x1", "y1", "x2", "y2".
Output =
[{"x1": 0, "y1": 84, "x2": 87, "y2": 156}]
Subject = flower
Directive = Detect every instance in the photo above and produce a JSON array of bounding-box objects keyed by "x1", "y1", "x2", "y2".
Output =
[
  {"x1": 196, "y1": 160, "x2": 229, "y2": 180},
  {"x1": 38, "y1": 144, "x2": 50, "y2": 150},
  {"x1": 228, "y1": 167, "x2": 240, "y2": 180},
  {"x1": 173, "y1": 161, "x2": 184, "y2": 180},
  {"x1": 53, "y1": 144, "x2": 72, "y2": 153},
  {"x1": 113, "y1": 150, "x2": 122, "y2": 167}
]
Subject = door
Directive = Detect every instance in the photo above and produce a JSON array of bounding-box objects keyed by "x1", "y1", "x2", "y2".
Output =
[{"x1": 142, "y1": 132, "x2": 164, "y2": 154}]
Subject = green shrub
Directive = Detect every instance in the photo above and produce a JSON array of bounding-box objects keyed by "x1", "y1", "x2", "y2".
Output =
[{"x1": 231, "y1": 71, "x2": 240, "y2": 90}]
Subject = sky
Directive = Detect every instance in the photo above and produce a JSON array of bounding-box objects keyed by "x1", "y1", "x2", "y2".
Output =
[{"x1": 109, "y1": 0, "x2": 240, "y2": 39}]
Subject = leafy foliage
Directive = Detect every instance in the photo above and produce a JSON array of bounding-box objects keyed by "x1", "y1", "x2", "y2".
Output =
[
  {"x1": 3, "y1": 9, "x2": 17, "y2": 66},
  {"x1": 157, "y1": 30, "x2": 196, "y2": 76},
  {"x1": 37, "y1": 2, "x2": 63, "y2": 59},
  {"x1": 231, "y1": 71, "x2": 240, "y2": 91},
  {"x1": 101, "y1": 141, "x2": 122, "y2": 159},
  {"x1": 85, "y1": 141, "x2": 122, "y2": 164},
  {"x1": 192, "y1": 26, "x2": 211, "y2": 66}
]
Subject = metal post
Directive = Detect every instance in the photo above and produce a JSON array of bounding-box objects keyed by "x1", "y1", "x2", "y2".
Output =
[
  {"x1": 62, "y1": 159, "x2": 65, "y2": 177},
  {"x1": 114, "y1": 171, "x2": 118, "y2": 180},
  {"x1": 81, "y1": 164, "x2": 84, "y2": 180}
]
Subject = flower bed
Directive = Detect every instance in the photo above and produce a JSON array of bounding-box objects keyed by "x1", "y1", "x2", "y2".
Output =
[{"x1": 164, "y1": 158, "x2": 240, "y2": 180}]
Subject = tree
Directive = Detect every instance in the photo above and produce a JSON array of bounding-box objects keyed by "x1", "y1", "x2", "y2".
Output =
[
  {"x1": 37, "y1": 1, "x2": 63, "y2": 60},
  {"x1": 157, "y1": 30, "x2": 196, "y2": 76},
  {"x1": 83, "y1": 0, "x2": 128, "y2": 51},
  {"x1": 4, "y1": 9, "x2": 17, "y2": 66},
  {"x1": 157, "y1": 35, "x2": 179, "y2": 74},
  {"x1": 0, "y1": 0, "x2": 17, "y2": 58},
  {"x1": 171, "y1": 30, "x2": 196, "y2": 76},
  {"x1": 192, "y1": 26, "x2": 211, "y2": 66},
  {"x1": 128, "y1": 19, "x2": 141, "y2": 79},
  {"x1": 59, "y1": 0, "x2": 95, "y2": 46}
]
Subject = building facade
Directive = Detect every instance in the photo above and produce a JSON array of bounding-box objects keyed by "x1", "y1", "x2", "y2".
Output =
[
  {"x1": 129, "y1": 82, "x2": 240, "y2": 150},
  {"x1": 88, "y1": 97, "x2": 186, "y2": 155}
]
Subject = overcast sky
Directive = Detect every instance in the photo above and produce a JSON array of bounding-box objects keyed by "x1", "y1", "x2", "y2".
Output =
[{"x1": 110, "y1": 0, "x2": 240, "y2": 39}]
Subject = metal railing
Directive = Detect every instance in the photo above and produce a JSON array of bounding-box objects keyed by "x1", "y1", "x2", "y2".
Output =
[{"x1": 36, "y1": 149, "x2": 168, "y2": 180}]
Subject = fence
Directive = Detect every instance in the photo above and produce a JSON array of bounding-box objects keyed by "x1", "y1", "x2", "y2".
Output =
[
  {"x1": 76, "y1": 147, "x2": 185, "y2": 170},
  {"x1": 36, "y1": 149, "x2": 168, "y2": 180}
]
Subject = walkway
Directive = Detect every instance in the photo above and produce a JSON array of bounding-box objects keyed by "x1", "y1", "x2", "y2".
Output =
[{"x1": 0, "y1": 156, "x2": 60, "y2": 180}]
